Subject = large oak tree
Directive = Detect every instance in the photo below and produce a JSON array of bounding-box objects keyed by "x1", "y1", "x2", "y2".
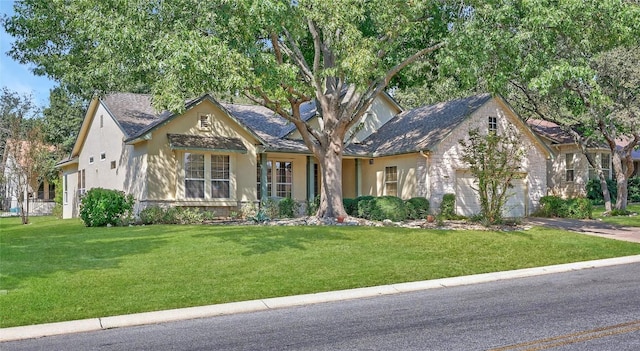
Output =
[
  {"x1": 441, "y1": 0, "x2": 640, "y2": 211},
  {"x1": 3, "y1": 0, "x2": 458, "y2": 218}
]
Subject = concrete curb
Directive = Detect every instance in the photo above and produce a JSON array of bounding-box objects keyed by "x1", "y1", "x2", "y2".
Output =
[{"x1": 3, "y1": 254, "x2": 640, "y2": 342}]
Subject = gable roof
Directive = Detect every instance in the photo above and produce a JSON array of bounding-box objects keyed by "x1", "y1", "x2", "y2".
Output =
[{"x1": 359, "y1": 94, "x2": 493, "y2": 157}]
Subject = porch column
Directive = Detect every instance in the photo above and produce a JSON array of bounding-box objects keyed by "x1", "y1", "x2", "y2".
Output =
[
  {"x1": 306, "y1": 156, "x2": 315, "y2": 201},
  {"x1": 260, "y1": 153, "x2": 268, "y2": 204},
  {"x1": 355, "y1": 158, "x2": 362, "y2": 197}
]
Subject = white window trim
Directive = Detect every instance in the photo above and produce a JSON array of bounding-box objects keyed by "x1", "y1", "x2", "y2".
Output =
[
  {"x1": 384, "y1": 166, "x2": 398, "y2": 196},
  {"x1": 100, "y1": 152, "x2": 106, "y2": 161},
  {"x1": 182, "y1": 152, "x2": 235, "y2": 200}
]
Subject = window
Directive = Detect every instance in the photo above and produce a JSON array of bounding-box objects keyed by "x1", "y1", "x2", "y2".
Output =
[
  {"x1": 274, "y1": 161, "x2": 293, "y2": 198},
  {"x1": 565, "y1": 153, "x2": 575, "y2": 182},
  {"x1": 89, "y1": 156, "x2": 94, "y2": 164},
  {"x1": 100, "y1": 152, "x2": 106, "y2": 161},
  {"x1": 110, "y1": 161, "x2": 117, "y2": 169},
  {"x1": 184, "y1": 153, "x2": 205, "y2": 198},
  {"x1": 257, "y1": 159, "x2": 292, "y2": 198},
  {"x1": 199, "y1": 115, "x2": 210, "y2": 129},
  {"x1": 601, "y1": 154, "x2": 611, "y2": 179},
  {"x1": 77, "y1": 169, "x2": 86, "y2": 196},
  {"x1": 37, "y1": 183, "x2": 45, "y2": 200},
  {"x1": 48, "y1": 182, "x2": 55, "y2": 200},
  {"x1": 588, "y1": 153, "x2": 611, "y2": 180},
  {"x1": 211, "y1": 155, "x2": 230, "y2": 198},
  {"x1": 64, "y1": 174, "x2": 68, "y2": 204},
  {"x1": 385, "y1": 166, "x2": 398, "y2": 196},
  {"x1": 488, "y1": 116, "x2": 498, "y2": 133}
]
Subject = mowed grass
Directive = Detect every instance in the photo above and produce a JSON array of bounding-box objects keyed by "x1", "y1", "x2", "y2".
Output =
[
  {"x1": 2, "y1": 216, "x2": 640, "y2": 327},
  {"x1": 593, "y1": 203, "x2": 640, "y2": 227}
]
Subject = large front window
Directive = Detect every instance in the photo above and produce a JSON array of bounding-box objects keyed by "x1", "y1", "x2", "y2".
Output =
[
  {"x1": 257, "y1": 159, "x2": 293, "y2": 199},
  {"x1": 211, "y1": 155, "x2": 230, "y2": 198},
  {"x1": 185, "y1": 153, "x2": 205, "y2": 198}
]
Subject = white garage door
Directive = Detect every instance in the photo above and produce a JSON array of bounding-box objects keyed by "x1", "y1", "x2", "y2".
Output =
[{"x1": 455, "y1": 171, "x2": 527, "y2": 218}]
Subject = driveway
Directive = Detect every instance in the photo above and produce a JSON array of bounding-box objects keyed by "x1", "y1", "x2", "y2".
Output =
[{"x1": 525, "y1": 217, "x2": 640, "y2": 243}]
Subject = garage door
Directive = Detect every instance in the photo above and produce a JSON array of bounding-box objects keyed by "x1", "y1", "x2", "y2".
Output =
[{"x1": 455, "y1": 171, "x2": 526, "y2": 218}]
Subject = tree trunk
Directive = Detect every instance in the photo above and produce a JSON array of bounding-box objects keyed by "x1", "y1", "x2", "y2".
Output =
[
  {"x1": 611, "y1": 150, "x2": 633, "y2": 211},
  {"x1": 316, "y1": 139, "x2": 347, "y2": 219}
]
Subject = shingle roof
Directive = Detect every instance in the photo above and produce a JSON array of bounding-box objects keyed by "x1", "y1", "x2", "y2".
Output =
[
  {"x1": 101, "y1": 93, "x2": 169, "y2": 138},
  {"x1": 526, "y1": 119, "x2": 575, "y2": 144},
  {"x1": 359, "y1": 94, "x2": 493, "y2": 157},
  {"x1": 167, "y1": 134, "x2": 247, "y2": 153}
]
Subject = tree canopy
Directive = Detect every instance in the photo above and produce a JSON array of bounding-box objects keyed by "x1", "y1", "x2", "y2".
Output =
[
  {"x1": 4, "y1": 0, "x2": 460, "y2": 217},
  {"x1": 439, "y1": 0, "x2": 640, "y2": 211}
]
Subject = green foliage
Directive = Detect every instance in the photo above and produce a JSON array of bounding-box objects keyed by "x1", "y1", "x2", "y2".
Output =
[
  {"x1": 261, "y1": 198, "x2": 280, "y2": 219},
  {"x1": 138, "y1": 206, "x2": 215, "y2": 225},
  {"x1": 357, "y1": 196, "x2": 407, "y2": 222},
  {"x1": 627, "y1": 177, "x2": 640, "y2": 204},
  {"x1": 459, "y1": 127, "x2": 525, "y2": 224},
  {"x1": 405, "y1": 197, "x2": 430, "y2": 220},
  {"x1": 343, "y1": 198, "x2": 358, "y2": 216},
  {"x1": 79, "y1": 188, "x2": 134, "y2": 227},
  {"x1": 536, "y1": 196, "x2": 592, "y2": 219},
  {"x1": 250, "y1": 210, "x2": 270, "y2": 224},
  {"x1": 42, "y1": 86, "x2": 86, "y2": 154},
  {"x1": 586, "y1": 178, "x2": 618, "y2": 205},
  {"x1": 610, "y1": 209, "x2": 632, "y2": 217},
  {"x1": 278, "y1": 197, "x2": 298, "y2": 218},
  {"x1": 439, "y1": 193, "x2": 459, "y2": 220},
  {"x1": 240, "y1": 202, "x2": 259, "y2": 219}
]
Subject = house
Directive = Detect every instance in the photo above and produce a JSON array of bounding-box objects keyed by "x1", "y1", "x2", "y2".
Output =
[
  {"x1": 2, "y1": 139, "x2": 56, "y2": 215},
  {"x1": 527, "y1": 119, "x2": 640, "y2": 198},
  {"x1": 57, "y1": 92, "x2": 551, "y2": 219}
]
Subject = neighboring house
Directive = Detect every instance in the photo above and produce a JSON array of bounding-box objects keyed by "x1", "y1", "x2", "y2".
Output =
[
  {"x1": 57, "y1": 92, "x2": 551, "y2": 219},
  {"x1": 527, "y1": 119, "x2": 640, "y2": 198},
  {"x1": 2, "y1": 139, "x2": 56, "y2": 215}
]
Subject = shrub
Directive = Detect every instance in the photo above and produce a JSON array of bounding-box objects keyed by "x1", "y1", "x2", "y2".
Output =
[
  {"x1": 343, "y1": 198, "x2": 358, "y2": 216},
  {"x1": 586, "y1": 178, "x2": 617, "y2": 205},
  {"x1": 261, "y1": 198, "x2": 279, "y2": 219},
  {"x1": 306, "y1": 195, "x2": 320, "y2": 216},
  {"x1": 139, "y1": 206, "x2": 166, "y2": 225},
  {"x1": 405, "y1": 197, "x2": 430, "y2": 220},
  {"x1": 537, "y1": 196, "x2": 566, "y2": 217},
  {"x1": 628, "y1": 177, "x2": 640, "y2": 203},
  {"x1": 535, "y1": 196, "x2": 592, "y2": 219},
  {"x1": 610, "y1": 209, "x2": 632, "y2": 216},
  {"x1": 358, "y1": 196, "x2": 407, "y2": 221},
  {"x1": 139, "y1": 206, "x2": 215, "y2": 224},
  {"x1": 439, "y1": 193, "x2": 458, "y2": 220},
  {"x1": 278, "y1": 197, "x2": 297, "y2": 218},
  {"x1": 79, "y1": 188, "x2": 134, "y2": 227},
  {"x1": 351, "y1": 196, "x2": 374, "y2": 217},
  {"x1": 565, "y1": 198, "x2": 593, "y2": 219},
  {"x1": 240, "y1": 202, "x2": 259, "y2": 219}
]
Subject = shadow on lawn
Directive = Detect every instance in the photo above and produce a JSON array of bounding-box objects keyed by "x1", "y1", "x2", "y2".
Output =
[
  {"x1": 194, "y1": 226, "x2": 351, "y2": 255},
  {"x1": 1, "y1": 220, "x2": 168, "y2": 291}
]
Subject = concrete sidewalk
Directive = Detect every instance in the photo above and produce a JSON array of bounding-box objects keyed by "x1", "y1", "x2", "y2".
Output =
[{"x1": 3, "y1": 255, "x2": 640, "y2": 343}]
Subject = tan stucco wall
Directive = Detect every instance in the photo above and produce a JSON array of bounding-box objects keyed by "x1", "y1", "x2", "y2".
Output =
[
  {"x1": 427, "y1": 99, "x2": 548, "y2": 215},
  {"x1": 342, "y1": 159, "x2": 357, "y2": 199},
  {"x1": 360, "y1": 154, "x2": 418, "y2": 199},
  {"x1": 144, "y1": 99, "x2": 260, "y2": 206}
]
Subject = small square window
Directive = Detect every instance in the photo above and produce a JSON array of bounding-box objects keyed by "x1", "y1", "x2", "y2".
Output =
[
  {"x1": 100, "y1": 152, "x2": 106, "y2": 160},
  {"x1": 199, "y1": 115, "x2": 210, "y2": 129},
  {"x1": 89, "y1": 156, "x2": 94, "y2": 164},
  {"x1": 488, "y1": 116, "x2": 498, "y2": 133},
  {"x1": 110, "y1": 161, "x2": 116, "y2": 169}
]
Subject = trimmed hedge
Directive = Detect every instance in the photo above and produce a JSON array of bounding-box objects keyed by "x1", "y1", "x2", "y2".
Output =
[
  {"x1": 79, "y1": 188, "x2": 134, "y2": 227},
  {"x1": 439, "y1": 193, "x2": 458, "y2": 220},
  {"x1": 357, "y1": 196, "x2": 407, "y2": 221},
  {"x1": 138, "y1": 206, "x2": 216, "y2": 224},
  {"x1": 405, "y1": 197, "x2": 430, "y2": 219}
]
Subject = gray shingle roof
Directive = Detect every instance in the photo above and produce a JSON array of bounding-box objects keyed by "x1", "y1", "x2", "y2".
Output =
[
  {"x1": 167, "y1": 134, "x2": 247, "y2": 153},
  {"x1": 359, "y1": 93, "x2": 493, "y2": 157},
  {"x1": 526, "y1": 119, "x2": 575, "y2": 144},
  {"x1": 100, "y1": 92, "x2": 504, "y2": 157},
  {"x1": 101, "y1": 93, "x2": 168, "y2": 138}
]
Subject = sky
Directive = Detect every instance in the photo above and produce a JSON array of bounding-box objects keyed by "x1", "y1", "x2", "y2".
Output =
[{"x1": 0, "y1": 0, "x2": 57, "y2": 108}]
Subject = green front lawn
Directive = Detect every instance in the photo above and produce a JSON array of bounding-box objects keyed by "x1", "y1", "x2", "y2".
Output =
[
  {"x1": 593, "y1": 203, "x2": 640, "y2": 227},
  {"x1": 2, "y1": 216, "x2": 640, "y2": 328}
]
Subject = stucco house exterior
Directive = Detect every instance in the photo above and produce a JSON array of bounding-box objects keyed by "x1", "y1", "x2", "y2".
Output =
[
  {"x1": 57, "y1": 92, "x2": 551, "y2": 219},
  {"x1": 527, "y1": 119, "x2": 640, "y2": 198}
]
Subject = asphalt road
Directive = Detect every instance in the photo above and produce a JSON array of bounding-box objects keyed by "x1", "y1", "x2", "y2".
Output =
[{"x1": 4, "y1": 262, "x2": 640, "y2": 351}]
